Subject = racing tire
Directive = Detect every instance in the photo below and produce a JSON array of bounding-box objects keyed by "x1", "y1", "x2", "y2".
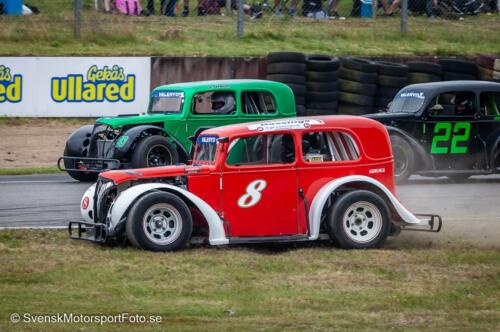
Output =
[
  {"x1": 266, "y1": 74, "x2": 306, "y2": 85},
  {"x1": 295, "y1": 96, "x2": 305, "y2": 105},
  {"x1": 408, "y1": 72, "x2": 442, "y2": 84},
  {"x1": 131, "y1": 135, "x2": 179, "y2": 168},
  {"x1": 126, "y1": 191, "x2": 193, "y2": 252},
  {"x1": 307, "y1": 91, "x2": 340, "y2": 102},
  {"x1": 306, "y1": 55, "x2": 340, "y2": 72},
  {"x1": 306, "y1": 108, "x2": 337, "y2": 116},
  {"x1": 377, "y1": 75, "x2": 408, "y2": 88},
  {"x1": 267, "y1": 52, "x2": 306, "y2": 64},
  {"x1": 286, "y1": 83, "x2": 307, "y2": 96},
  {"x1": 63, "y1": 146, "x2": 99, "y2": 182},
  {"x1": 407, "y1": 62, "x2": 443, "y2": 76},
  {"x1": 340, "y1": 79, "x2": 377, "y2": 96},
  {"x1": 438, "y1": 59, "x2": 478, "y2": 76},
  {"x1": 341, "y1": 57, "x2": 379, "y2": 73},
  {"x1": 375, "y1": 97, "x2": 393, "y2": 108},
  {"x1": 267, "y1": 62, "x2": 307, "y2": 75},
  {"x1": 340, "y1": 67, "x2": 377, "y2": 84},
  {"x1": 306, "y1": 70, "x2": 340, "y2": 82},
  {"x1": 390, "y1": 135, "x2": 415, "y2": 184},
  {"x1": 442, "y1": 72, "x2": 477, "y2": 81},
  {"x1": 306, "y1": 81, "x2": 339, "y2": 92},
  {"x1": 296, "y1": 105, "x2": 306, "y2": 116},
  {"x1": 339, "y1": 91, "x2": 374, "y2": 106},
  {"x1": 326, "y1": 190, "x2": 391, "y2": 249},
  {"x1": 377, "y1": 61, "x2": 409, "y2": 76},
  {"x1": 376, "y1": 87, "x2": 400, "y2": 99},
  {"x1": 338, "y1": 103, "x2": 373, "y2": 115},
  {"x1": 306, "y1": 101, "x2": 339, "y2": 110}
]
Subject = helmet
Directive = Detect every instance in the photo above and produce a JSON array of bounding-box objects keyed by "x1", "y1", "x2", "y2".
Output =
[{"x1": 211, "y1": 92, "x2": 236, "y2": 114}]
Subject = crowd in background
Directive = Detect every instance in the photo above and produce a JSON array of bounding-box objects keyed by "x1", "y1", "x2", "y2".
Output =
[{"x1": 94, "y1": 0, "x2": 499, "y2": 18}]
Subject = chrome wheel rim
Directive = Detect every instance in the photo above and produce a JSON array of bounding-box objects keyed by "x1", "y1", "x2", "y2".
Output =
[
  {"x1": 142, "y1": 203, "x2": 182, "y2": 245},
  {"x1": 342, "y1": 201, "x2": 382, "y2": 243}
]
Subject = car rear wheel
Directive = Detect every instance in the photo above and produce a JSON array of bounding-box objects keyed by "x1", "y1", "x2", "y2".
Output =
[
  {"x1": 326, "y1": 190, "x2": 391, "y2": 249},
  {"x1": 126, "y1": 192, "x2": 192, "y2": 251},
  {"x1": 390, "y1": 135, "x2": 415, "y2": 184},
  {"x1": 131, "y1": 135, "x2": 179, "y2": 168}
]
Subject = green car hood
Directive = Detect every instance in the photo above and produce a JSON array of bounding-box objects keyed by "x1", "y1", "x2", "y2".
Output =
[{"x1": 96, "y1": 113, "x2": 182, "y2": 128}]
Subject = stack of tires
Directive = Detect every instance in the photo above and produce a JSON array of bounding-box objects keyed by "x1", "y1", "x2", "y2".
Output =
[
  {"x1": 439, "y1": 58, "x2": 478, "y2": 81},
  {"x1": 338, "y1": 57, "x2": 378, "y2": 115},
  {"x1": 407, "y1": 62, "x2": 443, "y2": 84},
  {"x1": 477, "y1": 54, "x2": 500, "y2": 82},
  {"x1": 304, "y1": 55, "x2": 340, "y2": 115},
  {"x1": 374, "y1": 61, "x2": 409, "y2": 111},
  {"x1": 266, "y1": 52, "x2": 307, "y2": 116}
]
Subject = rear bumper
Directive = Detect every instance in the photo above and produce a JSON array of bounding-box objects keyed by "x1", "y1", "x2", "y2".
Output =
[
  {"x1": 58, "y1": 156, "x2": 120, "y2": 173},
  {"x1": 401, "y1": 214, "x2": 442, "y2": 232},
  {"x1": 68, "y1": 221, "x2": 107, "y2": 243}
]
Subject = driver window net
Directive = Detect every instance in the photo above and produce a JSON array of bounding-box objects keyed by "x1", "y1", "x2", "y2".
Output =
[{"x1": 302, "y1": 131, "x2": 359, "y2": 162}]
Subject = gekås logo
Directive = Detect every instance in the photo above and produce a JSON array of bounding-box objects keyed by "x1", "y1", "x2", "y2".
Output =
[
  {"x1": 0, "y1": 65, "x2": 22, "y2": 103},
  {"x1": 51, "y1": 65, "x2": 135, "y2": 103}
]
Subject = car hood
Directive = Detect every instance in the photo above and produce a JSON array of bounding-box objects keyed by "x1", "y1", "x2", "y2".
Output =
[
  {"x1": 96, "y1": 113, "x2": 181, "y2": 128},
  {"x1": 100, "y1": 165, "x2": 211, "y2": 184}
]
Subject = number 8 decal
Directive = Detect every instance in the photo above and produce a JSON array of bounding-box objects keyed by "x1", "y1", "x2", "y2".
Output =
[{"x1": 238, "y1": 179, "x2": 267, "y2": 208}]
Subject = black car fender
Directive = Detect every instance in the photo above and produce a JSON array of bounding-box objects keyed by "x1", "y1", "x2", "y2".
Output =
[
  {"x1": 65, "y1": 125, "x2": 94, "y2": 157},
  {"x1": 386, "y1": 126, "x2": 433, "y2": 171},
  {"x1": 113, "y1": 125, "x2": 189, "y2": 162}
]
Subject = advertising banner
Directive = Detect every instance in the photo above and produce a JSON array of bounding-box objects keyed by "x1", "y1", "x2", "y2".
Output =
[{"x1": 0, "y1": 57, "x2": 151, "y2": 117}]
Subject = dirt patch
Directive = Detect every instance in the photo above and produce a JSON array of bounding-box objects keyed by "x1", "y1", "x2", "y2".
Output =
[{"x1": 0, "y1": 119, "x2": 93, "y2": 168}]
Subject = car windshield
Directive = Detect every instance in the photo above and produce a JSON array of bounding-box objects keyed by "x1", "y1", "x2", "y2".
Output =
[
  {"x1": 150, "y1": 91, "x2": 184, "y2": 114},
  {"x1": 388, "y1": 90, "x2": 427, "y2": 114},
  {"x1": 193, "y1": 135, "x2": 219, "y2": 165}
]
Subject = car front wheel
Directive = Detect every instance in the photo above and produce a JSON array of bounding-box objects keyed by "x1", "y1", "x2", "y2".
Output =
[
  {"x1": 131, "y1": 135, "x2": 179, "y2": 168},
  {"x1": 326, "y1": 190, "x2": 391, "y2": 249},
  {"x1": 126, "y1": 192, "x2": 192, "y2": 251}
]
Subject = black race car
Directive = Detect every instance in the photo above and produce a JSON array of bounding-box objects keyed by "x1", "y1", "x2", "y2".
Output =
[{"x1": 365, "y1": 81, "x2": 500, "y2": 183}]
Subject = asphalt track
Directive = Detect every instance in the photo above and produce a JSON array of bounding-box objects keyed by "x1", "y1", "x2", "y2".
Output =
[{"x1": 0, "y1": 173, "x2": 499, "y2": 246}]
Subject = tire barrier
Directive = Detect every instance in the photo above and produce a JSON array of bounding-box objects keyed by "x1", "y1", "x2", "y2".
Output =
[{"x1": 266, "y1": 52, "x2": 307, "y2": 110}]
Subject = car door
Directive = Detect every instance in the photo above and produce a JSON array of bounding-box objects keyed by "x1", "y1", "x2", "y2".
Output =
[
  {"x1": 478, "y1": 91, "x2": 500, "y2": 170},
  {"x1": 423, "y1": 90, "x2": 482, "y2": 170},
  {"x1": 221, "y1": 133, "x2": 299, "y2": 237}
]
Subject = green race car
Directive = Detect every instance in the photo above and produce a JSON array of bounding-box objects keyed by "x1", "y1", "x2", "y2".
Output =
[{"x1": 59, "y1": 79, "x2": 297, "y2": 181}]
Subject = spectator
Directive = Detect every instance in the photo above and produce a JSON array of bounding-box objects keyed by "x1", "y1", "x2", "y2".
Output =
[
  {"x1": 274, "y1": 0, "x2": 300, "y2": 15},
  {"x1": 95, "y1": 0, "x2": 112, "y2": 13},
  {"x1": 144, "y1": 0, "x2": 190, "y2": 16},
  {"x1": 386, "y1": 0, "x2": 439, "y2": 16},
  {"x1": 327, "y1": 0, "x2": 345, "y2": 18}
]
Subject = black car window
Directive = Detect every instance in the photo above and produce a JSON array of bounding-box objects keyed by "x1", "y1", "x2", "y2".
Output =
[
  {"x1": 192, "y1": 91, "x2": 236, "y2": 115},
  {"x1": 241, "y1": 91, "x2": 277, "y2": 115},
  {"x1": 429, "y1": 91, "x2": 476, "y2": 117},
  {"x1": 302, "y1": 131, "x2": 360, "y2": 162},
  {"x1": 226, "y1": 134, "x2": 295, "y2": 166},
  {"x1": 479, "y1": 92, "x2": 500, "y2": 117}
]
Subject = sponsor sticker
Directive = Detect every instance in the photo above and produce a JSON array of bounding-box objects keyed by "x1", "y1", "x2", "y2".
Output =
[
  {"x1": 248, "y1": 119, "x2": 324, "y2": 132},
  {"x1": 0, "y1": 65, "x2": 22, "y2": 103},
  {"x1": 400, "y1": 92, "x2": 425, "y2": 99},
  {"x1": 369, "y1": 168, "x2": 385, "y2": 174},
  {"x1": 197, "y1": 135, "x2": 219, "y2": 145}
]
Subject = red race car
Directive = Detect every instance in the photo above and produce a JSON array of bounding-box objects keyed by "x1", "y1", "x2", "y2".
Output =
[{"x1": 70, "y1": 116, "x2": 441, "y2": 251}]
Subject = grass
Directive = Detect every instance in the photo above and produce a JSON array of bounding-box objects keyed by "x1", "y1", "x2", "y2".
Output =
[
  {"x1": 0, "y1": 166, "x2": 61, "y2": 176},
  {"x1": 0, "y1": 230, "x2": 498, "y2": 331},
  {"x1": 0, "y1": 1, "x2": 498, "y2": 56}
]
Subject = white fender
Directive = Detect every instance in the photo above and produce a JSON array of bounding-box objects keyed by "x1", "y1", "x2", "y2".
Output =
[
  {"x1": 308, "y1": 175, "x2": 421, "y2": 240},
  {"x1": 80, "y1": 183, "x2": 96, "y2": 223},
  {"x1": 109, "y1": 183, "x2": 228, "y2": 245}
]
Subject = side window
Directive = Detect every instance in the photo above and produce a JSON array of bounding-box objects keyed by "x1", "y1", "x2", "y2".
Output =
[
  {"x1": 479, "y1": 92, "x2": 500, "y2": 117},
  {"x1": 302, "y1": 131, "x2": 360, "y2": 162},
  {"x1": 226, "y1": 134, "x2": 295, "y2": 166},
  {"x1": 241, "y1": 91, "x2": 276, "y2": 115},
  {"x1": 428, "y1": 91, "x2": 476, "y2": 116},
  {"x1": 193, "y1": 91, "x2": 236, "y2": 115}
]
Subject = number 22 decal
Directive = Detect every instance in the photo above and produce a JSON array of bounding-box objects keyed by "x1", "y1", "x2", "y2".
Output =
[
  {"x1": 431, "y1": 122, "x2": 471, "y2": 154},
  {"x1": 238, "y1": 179, "x2": 267, "y2": 208}
]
